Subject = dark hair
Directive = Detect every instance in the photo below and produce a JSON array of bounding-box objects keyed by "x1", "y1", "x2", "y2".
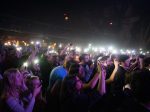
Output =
[
  {"x1": 59, "y1": 55, "x2": 66, "y2": 62},
  {"x1": 138, "y1": 54, "x2": 145, "y2": 59},
  {"x1": 117, "y1": 54, "x2": 129, "y2": 62},
  {"x1": 130, "y1": 70, "x2": 150, "y2": 103},
  {"x1": 26, "y1": 76, "x2": 40, "y2": 91},
  {"x1": 65, "y1": 60, "x2": 77, "y2": 71},
  {"x1": 143, "y1": 57, "x2": 150, "y2": 68},
  {"x1": 68, "y1": 63, "x2": 80, "y2": 76},
  {"x1": 79, "y1": 53, "x2": 89, "y2": 61},
  {"x1": 60, "y1": 76, "x2": 77, "y2": 101}
]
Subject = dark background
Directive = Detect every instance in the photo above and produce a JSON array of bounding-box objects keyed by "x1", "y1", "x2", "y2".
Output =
[{"x1": 0, "y1": 0, "x2": 150, "y2": 48}]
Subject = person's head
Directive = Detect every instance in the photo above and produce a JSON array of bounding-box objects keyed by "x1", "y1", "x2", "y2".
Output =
[
  {"x1": 80, "y1": 53, "x2": 90, "y2": 63},
  {"x1": 107, "y1": 54, "x2": 117, "y2": 65},
  {"x1": 74, "y1": 54, "x2": 80, "y2": 62},
  {"x1": 117, "y1": 54, "x2": 130, "y2": 68},
  {"x1": 143, "y1": 57, "x2": 150, "y2": 69},
  {"x1": 68, "y1": 50, "x2": 76, "y2": 60},
  {"x1": 58, "y1": 54, "x2": 66, "y2": 65},
  {"x1": 64, "y1": 60, "x2": 77, "y2": 72},
  {"x1": 26, "y1": 76, "x2": 41, "y2": 91},
  {"x1": 68, "y1": 63, "x2": 80, "y2": 76},
  {"x1": 97, "y1": 56, "x2": 109, "y2": 67},
  {"x1": 130, "y1": 70, "x2": 150, "y2": 103},
  {"x1": 3, "y1": 68, "x2": 23, "y2": 96},
  {"x1": 62, "y1": 75, "x2": 83, "y2": 97}
]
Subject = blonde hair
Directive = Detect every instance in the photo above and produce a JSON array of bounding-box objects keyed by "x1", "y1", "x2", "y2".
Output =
[{"x1": 2, "y1": 68, "x2": 20, "y2": 98}]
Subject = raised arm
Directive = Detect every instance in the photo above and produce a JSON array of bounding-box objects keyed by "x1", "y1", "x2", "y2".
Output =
[
  {"x1": 106, "y1": 59, "x2": 118, "y2": 84},
  {"x1": 60, "y1": 44, "x2": 71, "y2": 56},
  {"x1": 82, "y1": 72, "x2": 99, "y2": 90},
  {"x1": 97, "y1": 64, "x2": 106, "y2": 95}
]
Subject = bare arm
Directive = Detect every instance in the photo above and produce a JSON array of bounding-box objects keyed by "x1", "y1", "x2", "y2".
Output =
[
  {"x1": 97, "y1": 65, "x2": 106, "y2": 95},
  {"x1": 106, "y1": 60, "x2": 118, "y2": 84},
  {"x1": 82, "y1": 73, "x2": 99, "y2": 90},
  {"x1": 60, "y1": 44, "x2": 71, "y2": 56}
]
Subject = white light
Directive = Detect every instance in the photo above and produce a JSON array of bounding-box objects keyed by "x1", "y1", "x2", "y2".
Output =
[
  {"x1": 23, "y1": 62, "x2": 28, "y2": 67},
  {"x1": 140, "y1": 51, "x2": 143, "y2": 54},
  {"x1": 49, "y1": 50, "x2": 58, "y2": 54},
  {"x1": 147, "y1": 51, "x2": 149, "y2": 54},
  {"x1": 13, "y1": 44, "x2": 18, "y2": 47},
  {"x1": 127, "y1": 50, "x2": 131, "y2": 54},
  {"x1": 8, "y1": 42, "x2": 11, "y2": 46},
  {"x1": 143, "y1": 53, "x2": 146, "y2": 55},
  {"x1": 139, "y1": 48, "x2": 142, "y2": 51},
  {"x1": 92, "y1": 47, "x2": 95, "y2": 51},
  {"x1": 108, "y1": 46, "x2": 113, "y2": 51},
  {"x1": 36, "y1": 41, "x2": 40, "y2": 45},
  {"x1": 112, "y1": 50, "x2": 118, "y2": 54},
  {"x1": 4, "y1": 43, "x2": 8, "y2": 46},
  {"x1": 132, "y1": 50, "x2": 135, "y2": 53},
  {"x1": 48, "y1": 46, "x2": 51, "y2": 49},
  {"x1": 34, "y1": 59, "x2": 39, "y2": 64},
  {"x1": 59, "y1": 44, "x2": 62, "y2": 48},
  {"x1": 76, "y1": 47, "x2": 81, "y2": 52},
  {"x1": 67, "y1": 47, "x2": 69, "y2": 51},
  {"x1": 120, "y1": 49, "x2": 125, "y2": 54},
  {"x1": 120, "y1": 49, "x2": 123, "y2": 52},
  {"x1": 99, "y1": 47, "x2": 106, "y2": 51},
  {"x1": 16, "y1": 47, "x2": 22, "y2": 51},
  {"x1": 70, "y1": 47, "x2": 74, "y2": 50},
  {"x1": 31, "y1": 41, "x2": 34, "y2": 44},
  {"x1": 84, "y1": 48, "x2": 89, "y2": 53},
  {"x1": 88, "y1": 44, "x2": 92, "y2": 47},
  {"x1": 93, "y1": 48, "x2": 98, "y2": 52}
]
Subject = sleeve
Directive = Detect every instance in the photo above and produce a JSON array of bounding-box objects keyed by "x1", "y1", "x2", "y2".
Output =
[
  {"x1": 6, "y1": 97, "x2": 35, "y2": 112},
  {"x1": 6, "y1": 97, "x2": 25, "y2": 112}
]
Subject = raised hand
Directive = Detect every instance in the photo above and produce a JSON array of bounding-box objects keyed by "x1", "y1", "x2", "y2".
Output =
[
  {"x1": 33, "y1": 85, "x2": 42, "y2": 98},
  {"x1": 114, "y1": 59, "x2": 119, "y2": 68}
]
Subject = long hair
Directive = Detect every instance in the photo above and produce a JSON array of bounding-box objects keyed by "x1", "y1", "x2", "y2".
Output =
[
  {"x1": 2, "y1": 68, "x2": 20, "y2": 98},
  {"x1": 60, "y1": 75, "x2": 78, "y2": 102}
]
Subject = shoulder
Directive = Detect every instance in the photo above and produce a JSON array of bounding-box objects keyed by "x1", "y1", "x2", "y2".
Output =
[{"x1": 6, "y1": 96, "x2": 19, "y2": 105}]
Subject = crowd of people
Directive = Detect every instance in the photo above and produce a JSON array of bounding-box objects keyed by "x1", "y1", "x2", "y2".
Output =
[{"x1": 0, "y1": 41, "x2": 150, "y2": 112}]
